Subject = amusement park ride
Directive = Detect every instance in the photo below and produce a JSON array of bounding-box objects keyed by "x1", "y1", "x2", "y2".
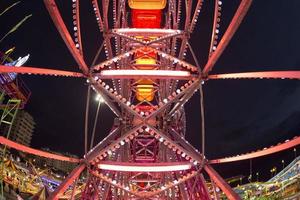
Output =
[
  {"x1": 0, "y1": 49, "x2": 31, "y2": 151},
  {"x1": 0, "y1": 0, "x2": 300, "y2": 199}
]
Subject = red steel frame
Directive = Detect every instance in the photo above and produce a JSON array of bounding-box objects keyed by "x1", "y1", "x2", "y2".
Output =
[
  {"x1": 0, "y1": 0, "x2": 299, "y2": 199},
  {"x1": 210, "y1": 136, "x2": 300, "y2": 164},
  {"x1": 0, "y1": 136, "x2": 80, "y2": 163},
  {"x1": 44, "y1": 0, "x2": 245, "y2": 199}
]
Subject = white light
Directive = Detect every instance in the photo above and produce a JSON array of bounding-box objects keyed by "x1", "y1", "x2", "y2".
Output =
[
  {"x1": 14, "y1": 54, "x2": 30, "y2": 67},
  {"x1": 115, "y1": 28, "x2": 180, "y2": 34},
  {"x1": 100, "y1": 70, "x2": 191, "y2": 79},
  {"x1": 98, "y1": 162, "x2": 191, "y2": 172},
  {"x1": 95, "y1": 94, "x2": 104, "y2": 103}
]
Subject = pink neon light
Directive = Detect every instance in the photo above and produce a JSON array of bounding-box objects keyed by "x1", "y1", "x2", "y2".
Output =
[
  {"x1": 98, "y1": 162, "x2": 191, "y2": 172},
  {"x1": 114, "y1": 28, "x2": 181, "y2": 34},
  {"x1": 100, "y1": 69, "x2": 191, "y2": 78}
]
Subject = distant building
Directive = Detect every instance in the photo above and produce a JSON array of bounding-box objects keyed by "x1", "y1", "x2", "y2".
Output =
[
  {"x1": 33, "y1": 148, "x2": 79, "y2": 173},
  {"x1": 1, "y1": 110, "x2": 35, "y2": 147}
]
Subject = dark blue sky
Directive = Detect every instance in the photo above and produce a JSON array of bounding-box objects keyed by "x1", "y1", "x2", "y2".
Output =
[{"x1": 1, "y1": 0, "x2": 299, "y2": 181}]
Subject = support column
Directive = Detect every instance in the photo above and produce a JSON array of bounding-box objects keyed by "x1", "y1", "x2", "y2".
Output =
[
  {"x1": 204, "y1": 164, "x2": 241, "y2": 200},
  {"x1": 0, "y1": 98, "x2": 21, "y2": 198},
  {"x1": 48, "y1": 164, "x2": 86, "y2": 200}
]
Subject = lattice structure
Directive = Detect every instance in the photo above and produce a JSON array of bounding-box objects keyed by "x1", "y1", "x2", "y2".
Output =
[
  {"x1": 43, "y1": 0, "x2": 250, "y2": 199},
  {"x1": 0, "y1": 99, "x2": 21, "y2": 142},
  {"x1": 0, "y1": 0, "x2": 300, "y2": 200},
  {"x1": 0, "y1": 51, "x2": 31, "y2": 198},
  {"x1": 0, "y1": 52, "x2": 31, "y2": 109}
]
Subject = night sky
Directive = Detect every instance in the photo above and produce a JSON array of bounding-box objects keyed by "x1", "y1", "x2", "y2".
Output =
[{"x1": 1, "y1": 1, "x2": 300, "y2": 181}]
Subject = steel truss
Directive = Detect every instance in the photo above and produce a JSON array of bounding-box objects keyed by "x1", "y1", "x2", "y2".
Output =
[
  {"x1": 43, "y1": 0, "x2": 252, "y2": 199},
  {"x1": 0, "y1": 0, "x2": 299, "y2": 199}
]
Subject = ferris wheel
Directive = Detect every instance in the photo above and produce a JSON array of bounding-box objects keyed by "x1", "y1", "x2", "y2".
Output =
[{"x1": 0, "y1": 0, "x2": 299, "y2": 199}]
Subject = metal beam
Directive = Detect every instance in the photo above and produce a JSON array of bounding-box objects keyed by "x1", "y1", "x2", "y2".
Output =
[
  {"x1": 204, "y1": 164, "x2": 241, "y2": 200},
  {"x1": 147, "y1": 125, "x2": 203, "y2": 163},
  {"x1": 85, "y1": 125, "x2": 144, "y2": 163},
  {"x1": 91, "y1": 80, "x2": 122, "y2": 118},
  {"x1": 0, "y1": 136, "x2": 80, "y2": 162},
  {"x1": 202, "y1": 0, "x2": 253, "y2": 76},
  {"x1": 0, "y1": 65, "x2": 84, "y2": 77},
  {"x1": 48, "y1": 164, "x2": 86, "y2": 200},
  {"x1": 166, "y1": 81, "x2": 200, "y2": 119},
  {"x1": 210, "y1": 136, "x2": 300, "y2": 164},
  {"x1": 85, "y1": 126, "x2": 120, "y2": 161},
  {"x1": 44, "y1": 0, "x2": 89, "y2": 74},
  {"x1": 208, "y1": 71, "x2": 300, "y2": 80},
  {"x1": 146, "y1": 79, "x2": 201, "y2": 121},
  {"x1": 74, "y1": 0, "x2": 83, "y2": 55}
]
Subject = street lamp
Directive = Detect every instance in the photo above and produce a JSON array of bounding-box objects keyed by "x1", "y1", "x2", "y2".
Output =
[
  {"x1": 294, "y1": 148, "x2": 297, "y2": 158},
  {"x1": 95, "y1": 94, "x2": 104, "y2": 103},
  {"x1": 248, "y1": 174, "x2": 252, "y2": 183},
  {"x1": 270, "y1": 167, "x2": 277, "y2": 178},
  {"x1": 281, "y1": 160, "x2": 285, "y2": 169},
  {"x1": 270, "y1": 169, "x2": 272, "y2": 178},
  {"x1": 90, "y1": 94, "x2": 105, "y2": 149}
]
